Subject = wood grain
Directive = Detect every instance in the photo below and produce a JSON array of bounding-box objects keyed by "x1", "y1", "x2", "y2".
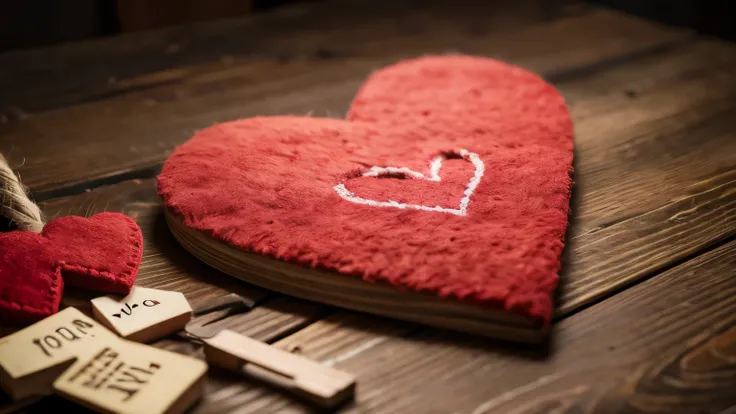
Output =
[
  {"x1": 562, "y1": 39, "x2": 736, "y2": 232},
  {"x1": 214, "y1": 241, "x2": 736, "y2": 414},
  {"x1": 0, "y1": 0, "x2": 585, "y2": 115},
  {"x1": 553, "y1": 39, "x2": 736, "y2": 311},
  {"x1": 2, "y1": 2, "x2": 733, "y2": 412},
  {"x1": 592, "y1": 325, "x2": 736, "y2": 414},
  {"x1": 0, "y1": 10, "x2": 687, "y2": 196},
  {"x1": 560, "y1": 171, "x2": 735, "y2": 313},
  {"x1": 116, "y1": 0, "x2": 254, "y2": 32}
]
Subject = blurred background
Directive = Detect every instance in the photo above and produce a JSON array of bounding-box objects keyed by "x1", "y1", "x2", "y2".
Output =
[{"x1": 1, "y1": 0, "x2": 734, "y2": 52}]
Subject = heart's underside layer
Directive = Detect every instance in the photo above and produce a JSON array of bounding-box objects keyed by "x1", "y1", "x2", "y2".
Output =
[{"x1": 158, "y1": 56, "x2": 574, "y2": 331}]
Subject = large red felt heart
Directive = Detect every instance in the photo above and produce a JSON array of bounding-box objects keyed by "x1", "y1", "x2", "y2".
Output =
[
  {"x1": 158, "y1": 56, "x2": 573, "y2": 325},
  {"x1": 0, "y1": 213, "x2": 143, "y2": 325}
]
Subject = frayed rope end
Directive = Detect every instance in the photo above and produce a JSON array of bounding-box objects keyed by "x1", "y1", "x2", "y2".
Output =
[{"x1": 0, "y1": 154, "x2": 44, "y2": 232}]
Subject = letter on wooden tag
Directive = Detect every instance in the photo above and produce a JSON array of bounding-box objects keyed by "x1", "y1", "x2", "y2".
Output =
[
  {"x1": 0, "y1": 307, "x2": 116, "y2": 400},
  {"x1": 53, "y1": 337, "x2": 207, "y2": 414},
  {"x1": 91, "y1": 286, "x2": 192, "y2": 343}
]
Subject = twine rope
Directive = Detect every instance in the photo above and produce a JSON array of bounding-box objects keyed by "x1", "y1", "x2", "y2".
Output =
[{"x1": 0, "y1": 154, "x2": 44, "y2": 232}]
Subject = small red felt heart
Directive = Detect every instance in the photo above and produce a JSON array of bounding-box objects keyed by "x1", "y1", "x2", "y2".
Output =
[
  {"x1": 159, "y1": 56, "x2": 573, "y2": 326},
  {"x1": 0, "y1": 212, "x2": 143, "y2": 325}
]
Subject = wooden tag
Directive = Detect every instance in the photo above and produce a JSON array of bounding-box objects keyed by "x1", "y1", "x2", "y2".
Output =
[
  {"x1": 203, "y1": 330, "x2": 356, "y2": 408},
  {"x1": 91, "y1": 287, "x2": 192, "y2": 343},
  {"x1": 0, "y1": 307, "x2": 116, "y2": 400},
  {"x1": 53, "y1": 337, "x2": 207, "y2": 414}
]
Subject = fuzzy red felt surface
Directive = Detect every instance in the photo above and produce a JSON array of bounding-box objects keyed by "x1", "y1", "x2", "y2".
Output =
[
  {"x1": 158, "y1": 56, "x2": 573, "y2": 326},
  {"x1": 0, "y1": 213, "x2": 143, "y2": 325}
]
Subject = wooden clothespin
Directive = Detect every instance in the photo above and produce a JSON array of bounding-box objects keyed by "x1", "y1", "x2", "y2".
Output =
[{"x1": 203, "y1": 330, "x2": 356, "y2": 408}]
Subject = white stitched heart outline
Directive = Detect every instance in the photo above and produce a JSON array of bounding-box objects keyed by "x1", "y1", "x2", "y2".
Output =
[{"x1": 333, "y1": 149, "x2": 484, "y2": 216}]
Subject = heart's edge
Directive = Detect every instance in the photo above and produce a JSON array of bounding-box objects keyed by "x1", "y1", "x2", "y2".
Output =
[
  {"x1": 0, "y1": 268, "x2": 64, "y2": 325},
  {"x1": 165, "y1": 208, "x2": 549, "y2": 342},
  {"x1": 159, "y1": 197, "x2": 557, "y2": 327},
  {"x1": 59, "y1": 213, "x2": 143, "y2": 295},
  {"x1": 0, "y1": 213, "x2": 143, "y2": 326}
]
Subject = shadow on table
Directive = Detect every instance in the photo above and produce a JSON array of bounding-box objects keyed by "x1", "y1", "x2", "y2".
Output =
[{"x1": 150, "y1": 210, "x2": 270, "y2": 306}]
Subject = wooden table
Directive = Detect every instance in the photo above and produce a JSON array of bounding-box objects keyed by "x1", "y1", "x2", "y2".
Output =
[{"x1": 1, "y1": 1, "x2": 735, "y2": 412}]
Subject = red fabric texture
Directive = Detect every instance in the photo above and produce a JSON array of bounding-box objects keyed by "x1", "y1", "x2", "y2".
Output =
[
  {"x1": 0, "y1": 213, "x2": 142, "y2": 325},
  {"x1": 158, "y1": 56, "x2": 574, "y2": 326}
]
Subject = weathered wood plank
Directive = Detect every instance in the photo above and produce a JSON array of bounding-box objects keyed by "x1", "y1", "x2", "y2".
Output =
[
  {"x1": 0, "y1": 0, "x2": 586, "y2": 117},
  {"x1": 0, "y1": 10, "x2": 687, "y2": 195},
  {"x1": 221, "y1": 241, "x2": 736, "y2": 414},
  {"x1": 2, "y1": 6, "x2": 731, "y2": 412},
  {"x1": 560, "y1": 39, "x2": 736, "y2": 232},
  {"x1": 560, "y1": 171, "x2": 735, "y2": 313},
  {"x1": 550, "y1": 39, "x2": 736, "y2": 311}
]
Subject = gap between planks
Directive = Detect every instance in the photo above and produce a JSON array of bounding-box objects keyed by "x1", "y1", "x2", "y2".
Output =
[{"x1": 232, "y1": 241, "x2": 736, "y2": 413}]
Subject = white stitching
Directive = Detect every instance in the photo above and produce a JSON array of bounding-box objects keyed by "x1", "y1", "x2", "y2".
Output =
[{"x1": 333, "y1": 149, "x2": 484, "y2": 216}]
